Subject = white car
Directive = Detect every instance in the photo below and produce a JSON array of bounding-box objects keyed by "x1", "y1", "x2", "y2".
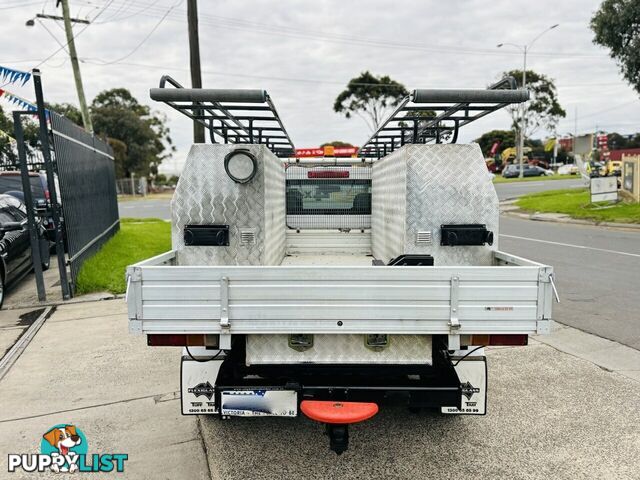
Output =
[{"x1": 558, "y1": 164, "x2": 578, "y2": 175}]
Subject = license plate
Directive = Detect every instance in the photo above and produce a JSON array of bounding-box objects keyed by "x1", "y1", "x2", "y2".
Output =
[{"x1": 220, "y1": 389, "x2": 297, "y2": 417}]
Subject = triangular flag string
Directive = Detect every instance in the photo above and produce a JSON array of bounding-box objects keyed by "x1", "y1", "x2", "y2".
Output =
[
  {"x1": 0, "y1": 65, "x2": 32, "y2": 87},
  {"x1": 0, "y1": 88, "x2": 49, "y2": 117}
]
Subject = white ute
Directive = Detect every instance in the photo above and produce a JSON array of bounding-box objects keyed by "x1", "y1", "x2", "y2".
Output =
[{"x1": 126, "y1": 75, "x2": 555, "y2": 454}]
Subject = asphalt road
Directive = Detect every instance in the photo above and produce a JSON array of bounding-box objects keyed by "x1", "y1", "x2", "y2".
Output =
[
  {"x1": 119, "y1": 198, "x2": 172, "y2": 219},
  {"x1": 500, "y1": 217, "x2": 640, "y2": 350},
  {"x1": 495, "y1": 177, "x2": 585, "y2": 200}
]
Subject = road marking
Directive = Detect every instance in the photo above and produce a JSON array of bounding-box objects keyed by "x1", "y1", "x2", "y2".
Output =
[{"x1": 500, "y1": 234, "x2": 640, "y2": 259}]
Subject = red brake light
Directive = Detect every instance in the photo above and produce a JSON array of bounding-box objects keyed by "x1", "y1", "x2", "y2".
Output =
[
  {"x1": 308, "y1": 171, "x2": 349, "y2": 178},
  {"x1": 470, "y1": 334, "x2": 528, "y2": 346},
  {"x1": 147, "y1": 334, "x2": 218, "y2": 347},
  {"x1": 44, "y1": 189, "x2": 50, "y2": 200}
]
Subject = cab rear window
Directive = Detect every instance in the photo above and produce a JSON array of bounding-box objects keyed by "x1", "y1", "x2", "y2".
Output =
[{"x1": 286, "y1": 179, "x2": 371, "y2": 215}]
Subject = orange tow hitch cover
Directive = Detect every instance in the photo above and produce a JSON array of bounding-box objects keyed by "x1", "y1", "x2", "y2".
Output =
[{"x1": 300, "y1": 400, "x2": 379, "y2": 424}]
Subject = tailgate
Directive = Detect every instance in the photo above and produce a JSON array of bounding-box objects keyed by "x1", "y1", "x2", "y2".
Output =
[{"x1": 126, "y1": 250, "x2": 553, "y2": 350}]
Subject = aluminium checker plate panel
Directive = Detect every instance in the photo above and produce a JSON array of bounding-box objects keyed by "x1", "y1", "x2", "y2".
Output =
[
  {"x1": 245, "y1": 334, "x2": 432, "y2": 365},
  {"x1": 171, "y1": 144, "x2": 286, "y2": 266},
  {"x1": 372, "y1": 144, "x2": 499, "y2": 266}
]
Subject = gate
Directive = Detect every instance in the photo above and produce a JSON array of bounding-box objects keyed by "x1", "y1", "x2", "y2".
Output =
[
  {"x1": 50, "y1": 112, "x2": 119, "y2": 291},
  {"x1": 6, "y1": 69, "x2": 119, "y2": 301}
]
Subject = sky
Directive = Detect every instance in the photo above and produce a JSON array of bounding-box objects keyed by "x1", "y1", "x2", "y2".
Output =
[{"x1": 1, "y1": 0, "x2": 639, "y2": 175}]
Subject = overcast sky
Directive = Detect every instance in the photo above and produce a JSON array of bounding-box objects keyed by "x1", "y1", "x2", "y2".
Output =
[{"x1": 2, "y1": 0, "x2": 639, "y2": 174}]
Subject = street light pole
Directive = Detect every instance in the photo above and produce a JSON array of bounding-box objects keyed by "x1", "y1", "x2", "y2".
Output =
[
  {"x1": 519, "y1": 46, "x2": 527, "y2": 178},
  {"x1": 497, "y1": 24, "x2": 558, "y2": 178}
]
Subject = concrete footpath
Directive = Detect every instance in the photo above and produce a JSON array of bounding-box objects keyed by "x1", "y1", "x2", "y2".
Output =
[{"x1": 0, "y1": 298, "x2": 639, "y2": 479}]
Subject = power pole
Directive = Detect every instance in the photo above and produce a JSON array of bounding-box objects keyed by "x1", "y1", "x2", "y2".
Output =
[
  {"x1": 59, "y1": 0, "x2": 93, "y2": 132},
  {"x1": 187, "y1": 0, "x2": 205, "y2": 143}
]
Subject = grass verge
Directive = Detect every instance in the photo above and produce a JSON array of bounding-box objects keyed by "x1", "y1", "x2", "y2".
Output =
[
  {"x1": 493, "y1": 174, "x2": 578, "y2": 184},
  {"x1": 76, "y1": 218, "x2": 171, "y2": 295},
  {"x1": 516, "y1": 188, "x2": 640, "y2": 224}
]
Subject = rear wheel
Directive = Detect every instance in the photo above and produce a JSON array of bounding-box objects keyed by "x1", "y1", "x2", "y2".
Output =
[
  {"x1": 0, "y1": 270, "x2": 5, "y2": 309},
  {"x1": 39, "y1": 238, "x2": 51, "y2": 271}
]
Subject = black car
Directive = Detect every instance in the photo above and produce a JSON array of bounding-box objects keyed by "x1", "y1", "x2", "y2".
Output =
[
  {"x1": 0, "y1": 171, "x2": 64, "y2": 244},
  {"x1": 0, "y1": 194, "x2": 51, "y2": 308}
]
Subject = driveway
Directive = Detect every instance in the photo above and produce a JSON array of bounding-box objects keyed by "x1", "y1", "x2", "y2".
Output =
[{"x1": 0, "y1": 299, "x2": 638, "y2": 479}]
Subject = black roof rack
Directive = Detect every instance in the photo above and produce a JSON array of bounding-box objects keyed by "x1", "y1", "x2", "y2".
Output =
[
  {"x1": 150, "y1": 75, "x2": 295, "y2": 158},
  {"x1": 359, "y1": 76, "x2": 529, "y2": 158}
]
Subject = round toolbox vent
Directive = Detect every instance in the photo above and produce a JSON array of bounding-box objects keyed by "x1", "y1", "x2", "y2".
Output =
[{"x1": 224, "y1": 149, "x2": 258, "y2": 184}]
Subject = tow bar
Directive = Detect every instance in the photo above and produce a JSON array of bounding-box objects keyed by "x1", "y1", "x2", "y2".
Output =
[{"x1": 300, "y1": 400, "x2": 379, "y2": 454}]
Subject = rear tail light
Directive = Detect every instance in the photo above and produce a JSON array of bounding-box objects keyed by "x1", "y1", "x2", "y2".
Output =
[
  {"x1": 469, "y1": 334, "x2": 528, "y2": 346},
  {"x1": 147, "y1": 334, "x2": 219, "y2": 347},
  {"x1": 44, "y1": 189, "x2": 50, "y2": 201}
]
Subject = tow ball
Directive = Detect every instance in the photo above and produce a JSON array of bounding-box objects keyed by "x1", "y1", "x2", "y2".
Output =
[{"x1": 300, "y1": 400, "x2": 379, "y2": 455}]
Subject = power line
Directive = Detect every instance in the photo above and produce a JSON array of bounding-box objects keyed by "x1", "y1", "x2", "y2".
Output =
[
  {"x1": 75, "y1": 0, "x2": 608, "y2": 60},
  {"x1": 0, "y1": 1, "x2": 42, "y2": 10},
  {"x1": 88, "y1": 0, "x2": 182, "y2": 65},
  {"x1": 33, "y1": 0, "x2": 115, "y2": 68}
]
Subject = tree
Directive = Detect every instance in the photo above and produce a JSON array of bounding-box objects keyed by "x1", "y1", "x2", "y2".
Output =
[
  {"x1": 607, "y1": 132, "x2": 640, "y2": 150},
  {"x1": 474, "y1": 130, "x2": 516, "y2": 157},
  {"x1": 591, "y1": 0, "x2": 640, "y2": 96},
  {"x1": 503, "y1": 69, "x2": 566, "y2": 137},
  {"x1": 320, "y1": 141, "x2": 354, "y2": 147},
  {"x1": 334, "y1": 72, "x2": 409, "y2": 131},
  {"x1": 90, "y1": 88, "x2": 174, "y2": 178},
  {"x1": 46, "y1": 102, "x2": 83, "y2": 126},
  {"x1": 0, "y1": 106, "x2": 17, "y2": 164},
  {"x1": 0, "y1": 105, "x2": 41, "y2": 165}
]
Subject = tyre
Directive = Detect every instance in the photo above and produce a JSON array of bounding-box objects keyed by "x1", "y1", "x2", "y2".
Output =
[
  {"x1": 0, "y1": 270, "x2": 5, "y2": 310},
  {"x1": 40, "y1": 238, "x2": 51, "y2": 272}
]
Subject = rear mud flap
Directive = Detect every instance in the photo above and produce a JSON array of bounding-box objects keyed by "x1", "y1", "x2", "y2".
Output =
[
  {"x1": 181, "y1": 355, "x2": 224, "y2": 415},
  {"x1": 441, "y1": 350, "x2": 487, "y2": 415}
]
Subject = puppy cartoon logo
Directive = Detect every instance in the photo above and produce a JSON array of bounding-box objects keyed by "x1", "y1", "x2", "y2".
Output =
[
  {"x1": 7, "y1": 423, "x2": 127, "y2": 474},
  {"x1": 42, "y1": 425, "x2": 85, "y2": 473}
]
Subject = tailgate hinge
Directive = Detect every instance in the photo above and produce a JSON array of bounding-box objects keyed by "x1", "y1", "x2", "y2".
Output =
[
  {"x1": 448, "y1": 275, "x2": 461, "y2": 350},
  {"x1": 219, "y1": 276, "x2": 231, "y2": 350}
]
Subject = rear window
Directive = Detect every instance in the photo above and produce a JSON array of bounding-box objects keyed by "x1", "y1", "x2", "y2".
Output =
[
  {"x1": 0, "y1": 174, "x2": 46, "y2": 200},
  {"x1": 286, "y1": 179, "x2": 371, "y2": 215}
]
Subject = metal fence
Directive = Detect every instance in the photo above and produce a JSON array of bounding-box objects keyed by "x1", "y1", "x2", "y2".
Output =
[
  {"x1": 115, "y1": 176, "x2": 147, "y2": 196},
  {"x1": 49, "y1": 111, "x2": 119, "y2": 291}
]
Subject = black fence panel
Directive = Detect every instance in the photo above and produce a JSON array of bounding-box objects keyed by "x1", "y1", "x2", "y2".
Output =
[{"x1": 49, "y1": 112, "x2": 119, "y2": 290}]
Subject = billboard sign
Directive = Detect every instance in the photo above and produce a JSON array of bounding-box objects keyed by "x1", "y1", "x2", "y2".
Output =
[{"x1": 295, "y1": 146, "x2": 359, "y2": 158}]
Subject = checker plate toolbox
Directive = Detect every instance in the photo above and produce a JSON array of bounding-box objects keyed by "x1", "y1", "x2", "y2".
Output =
[{"x1": 127, "y1": 75, "x2": 554, "y2": 454}]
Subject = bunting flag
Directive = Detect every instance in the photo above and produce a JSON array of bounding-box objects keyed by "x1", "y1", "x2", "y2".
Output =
[
  {"x1": 0, "y1": 66, "x2": 32, "y2": 87},
  {"x1": 0, "y1": 88, "x2": 38, "y2": 112}
]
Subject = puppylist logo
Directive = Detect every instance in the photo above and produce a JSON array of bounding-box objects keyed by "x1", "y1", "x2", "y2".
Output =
[{"x1": 7, "y1": 424, "x2": 128, "y2": 474}]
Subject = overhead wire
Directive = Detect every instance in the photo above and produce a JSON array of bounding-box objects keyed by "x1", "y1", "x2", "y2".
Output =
[
  {"x1": 32, "y1": 0, "x2": 116, "y2": 69},
  {"x1": 88, "y1": 0, "x2": 182, "y2": 65},
  {"x1": 76, "y1": 0, "x2": 607, "y2": 60}
]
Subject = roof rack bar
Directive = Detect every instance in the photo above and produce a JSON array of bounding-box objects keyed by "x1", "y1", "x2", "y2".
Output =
[
  {"x1": 151, "y1": 75, "x2": 294, "y2": 157},
  {"x1": 361, "y1": 76, "x2": 528, "y2": 157},
  {"x1": 150, "y1": 87, "x2": 267, "y2": 104}
]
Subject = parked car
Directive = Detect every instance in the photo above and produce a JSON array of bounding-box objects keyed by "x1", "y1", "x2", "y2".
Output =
[
  {"x1": 587, "y1": 161, "x2": 606, "y2": 177},
  {"x1": 0, "y1": 194, "x2": 51, "y2": 308},
  {"x1": 0, "y1": 171, "x2": 64, "y2": 245},
  {"x1": 605, "y1": 160, "x2": 622, "y2": 177},
  {"x1": 557, "y1": 164, "x2": 579, "y2": 175},
  {"x1": 502, "y1": 164, "x2": 553, "y2": 178}
]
